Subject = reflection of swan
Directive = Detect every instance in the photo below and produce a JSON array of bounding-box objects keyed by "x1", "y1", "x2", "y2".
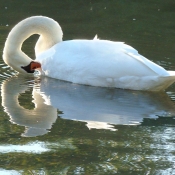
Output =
[
  {"x1": 2, "y1": 76, "x2": 175, "y2": 135},
  {"x1": 1, "y1": 76, "x2": 57, "y2": 137},
  {"x1": 38, "y1": 77, "x2": 175, "y2": 127},
  {"x1": 3, "y1": 16, "x2": 175, "y2": 91}
]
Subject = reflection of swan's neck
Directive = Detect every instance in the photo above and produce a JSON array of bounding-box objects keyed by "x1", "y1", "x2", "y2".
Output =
[
  {"x1": 3, "y1": 16, "x2": 63, "y2": 72},
  {"x1": 1, "y1": 77, "x2": 57, "y2": 137}
]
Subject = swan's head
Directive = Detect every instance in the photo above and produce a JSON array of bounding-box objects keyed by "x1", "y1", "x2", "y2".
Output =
[
  {"x1": 3, "y1": 16, "x2": 63, "y2": 74},
  {"x1": 3, "y1": 49, "x2": 41, "y2": 74},
  {"x1": 3, "y1": 31, "x2": 42, "y2": 74}
]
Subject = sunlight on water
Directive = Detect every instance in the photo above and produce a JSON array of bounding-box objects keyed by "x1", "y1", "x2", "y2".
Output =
[
  {"x1": 0, "y1": 140, "x2": 76, "y2": 154},
  {"x1": 0, "y1": 169, "x2": 22, "y2": 175},
  {"x1": 0, "y1": 142, "x2": 49, "y2": 153},
  {"x1": 0, "y1": 0, "x2": 175, "y2": 174}
]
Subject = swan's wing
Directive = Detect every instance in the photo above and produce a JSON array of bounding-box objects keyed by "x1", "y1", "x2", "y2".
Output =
[
  {"x1": 122, "y1": 47, "x2": 169, "y2": 76},
  {"x1": 87, "y1": 40, "x2": 169, "y2": 77},
  {"x1": 36, "y1": 39, "x2": 169, "y2": 79}
]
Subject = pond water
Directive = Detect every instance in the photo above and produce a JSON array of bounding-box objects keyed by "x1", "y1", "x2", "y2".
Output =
[{"x1": 0, "y1": 0, "x2": 175, "y2": 174}]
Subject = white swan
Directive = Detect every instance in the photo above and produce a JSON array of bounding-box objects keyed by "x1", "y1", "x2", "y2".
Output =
[{"x1": 3, "y1": 16, "x2": 175, "y2": 91}]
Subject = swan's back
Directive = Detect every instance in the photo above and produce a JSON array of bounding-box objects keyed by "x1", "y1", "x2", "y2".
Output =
[{"x1": 36, "y1": 40, "x2": 175, "y2": 91}]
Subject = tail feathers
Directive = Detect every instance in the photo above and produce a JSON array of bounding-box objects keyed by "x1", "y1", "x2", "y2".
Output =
[
  {"x1": 167, "y1": 71, "x2": 175, "y2": 77},
  {"x1": 148, "y1": 72, "x2": 175, "y2": 91},
  {"x1": 156, "y1": 72, "x2": 175, "y2": 91}
]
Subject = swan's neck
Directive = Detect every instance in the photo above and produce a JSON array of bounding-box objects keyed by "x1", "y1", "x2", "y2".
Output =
[{"x1": 3, "y1": 16, "x2": 63, "y2": 73}]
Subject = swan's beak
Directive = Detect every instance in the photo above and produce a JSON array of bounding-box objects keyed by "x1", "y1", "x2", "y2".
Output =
[
  {"x1": 30, "y1": 61, "x2": 41, "y2": 71},
  {"x1": 21, "y1": 61, "x2": 41, "y2": 73}
]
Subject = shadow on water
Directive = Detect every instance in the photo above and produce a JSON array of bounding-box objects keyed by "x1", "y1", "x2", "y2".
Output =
[{"x1": 1, "y1": 75, "x2": 175, "y2": 137}]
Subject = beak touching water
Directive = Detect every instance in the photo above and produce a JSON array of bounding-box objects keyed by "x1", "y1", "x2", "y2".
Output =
[{"x1": 21, "y1": 61, "x2": 41, "y2": 73}]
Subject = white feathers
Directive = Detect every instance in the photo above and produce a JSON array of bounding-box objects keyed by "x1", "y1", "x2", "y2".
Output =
[{"x1": 3, "y1": 16, "x2": 175, "y2": 91}]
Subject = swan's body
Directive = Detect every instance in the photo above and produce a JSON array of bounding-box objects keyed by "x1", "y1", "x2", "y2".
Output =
[{"x1": 3, "y1": 16, "x2": 175, "y2": 91}]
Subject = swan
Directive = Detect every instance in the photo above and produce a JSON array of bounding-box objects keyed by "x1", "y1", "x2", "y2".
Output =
[{"x1": 3, "y1": 16, "x2": 175, "y2": 91}]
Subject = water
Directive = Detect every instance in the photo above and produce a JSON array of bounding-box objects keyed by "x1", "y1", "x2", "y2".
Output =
[{"x1": 0, "y1": 0, "x2": 175, "y2": 174}]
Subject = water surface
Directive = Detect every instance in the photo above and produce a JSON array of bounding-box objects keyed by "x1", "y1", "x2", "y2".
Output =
[{"x1": 0, "y1": 0, "x2": 175, "y2": 174}]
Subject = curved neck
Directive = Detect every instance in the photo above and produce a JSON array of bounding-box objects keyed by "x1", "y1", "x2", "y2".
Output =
[{"x1": 3, "y1": 16, "x2": 63, "y2": 72}]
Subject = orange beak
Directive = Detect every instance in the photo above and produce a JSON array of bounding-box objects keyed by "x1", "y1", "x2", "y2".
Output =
[{"x1": 30, "y1": 62, "x2": 41, "y2": 70}]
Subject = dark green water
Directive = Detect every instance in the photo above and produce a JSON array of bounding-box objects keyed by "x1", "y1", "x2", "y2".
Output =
[{"x1": 0, "y1": 0, "x2": 175, "y2": 174}]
